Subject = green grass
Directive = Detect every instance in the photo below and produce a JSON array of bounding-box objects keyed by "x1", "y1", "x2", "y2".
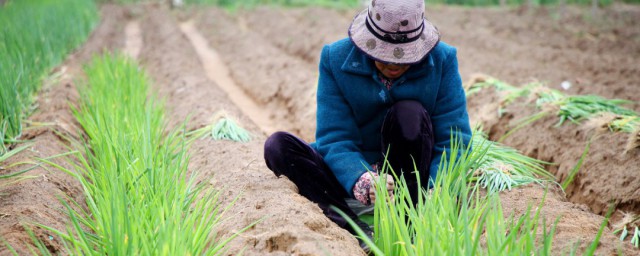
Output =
[
  {"x1": 28, "y1": 54, "x2": 246, "y2": 255},
  {"x1": 0, "y1": 0, "x2": 97, "y2": 155},
  {"x1": 341, "y1": 134, "x2": 559, "y2": 255}
]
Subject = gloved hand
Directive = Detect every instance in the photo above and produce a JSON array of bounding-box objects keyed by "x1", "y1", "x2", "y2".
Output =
[{"x1": 353, "y1": 172, "x2": 395, "y2": 206}]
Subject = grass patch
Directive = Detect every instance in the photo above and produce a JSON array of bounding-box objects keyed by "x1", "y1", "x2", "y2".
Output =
[
  {"x1": 0, "y1": 0, "x2": 97, "y2": 155},
  {"x1": 29, "y1": 54, "x2": 245, "y2": 254}
]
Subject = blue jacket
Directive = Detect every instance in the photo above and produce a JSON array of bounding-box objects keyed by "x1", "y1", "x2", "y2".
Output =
[{"x1": 311, "y1": 38, "x2": 472, "y2": 197}]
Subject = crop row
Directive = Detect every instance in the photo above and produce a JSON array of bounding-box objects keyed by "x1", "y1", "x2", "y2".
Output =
[
  {"x1": 347, "y1": 132, "x2": 582, "y2": 255},
  {"x1": 467, "y1": 76, "x2": 640, "y2": 251},
  {"x1": 21, "y1": 54, "x2": 244, "y2": 255},
  {"x1": 467, "y1": 76, "x2": 639, "y2": 148},
  {"x1": 0, "y1": 0, "x2": 97, "y2": 155}
]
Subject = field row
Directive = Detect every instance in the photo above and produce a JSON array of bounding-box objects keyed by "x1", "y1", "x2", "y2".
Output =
[{"x1": 1, "y1": 1, "x2": 639, "y2": 255}]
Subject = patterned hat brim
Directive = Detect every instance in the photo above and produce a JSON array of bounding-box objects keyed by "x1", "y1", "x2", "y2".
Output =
[{"x1": 348, "y1": 9, "x2": 440, "y2": 65}]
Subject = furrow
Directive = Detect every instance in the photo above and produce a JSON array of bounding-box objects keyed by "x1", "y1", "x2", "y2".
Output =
[
  {"x1": 124, "y1": 20, "x2": 142, "y2": 60},
  {"x1": 136, "y1": 5, "x2": 364, "y2": 255},
  {"x1": 179, "y1": 20, "x2": 276, "y2": 135},
  {"x1": 195, "y1": 8, "x2": 317, "y2": 141}
]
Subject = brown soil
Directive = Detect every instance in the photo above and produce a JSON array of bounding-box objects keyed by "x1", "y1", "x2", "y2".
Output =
[
  {"x1": 431, "y1": 4, "x2": 640, "y2": 110},
  {"x1": 1, "y1": 2, "x2": 638, "y2": 255},
  {"x1": 137, "y1": 5, "x2": 363, "y2": 255},
  {"x1": 238, "y1": 6, "x2": 353, "y2": 65},
  {"x1": 446, "y1": 3, "x2": 640, "y2": 251},
  {"x1": 497, "y1": 184, "x2": 632, "y2": 255},
  {"x1": 193, "y1": 7, "x2": 320, "y2": 142},
  {"x1": 189, "y1": 4, "x2": 638, "y2": 254},
  {"x1": 467, "y1": 86, "x2": 640, "y2": 222},
  {"x1": 0, "y1": 4, "x2": 127, "y2": 254},
  {"x1": 441, "y1": 3, "x2": 640, "y2": 251}
]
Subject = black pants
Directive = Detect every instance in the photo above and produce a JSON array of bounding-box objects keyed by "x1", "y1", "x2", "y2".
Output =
[{"x1": 263, "y1": 100, "x2": 434, "y2": 231}]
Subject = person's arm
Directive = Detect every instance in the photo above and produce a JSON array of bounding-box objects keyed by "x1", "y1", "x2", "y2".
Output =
[
  {"x1": 428, "y1": 47, "x2": 473, "y2": 186},
  {"x1": 315, "y1": 45, "x2": 370, "y2": 197}
]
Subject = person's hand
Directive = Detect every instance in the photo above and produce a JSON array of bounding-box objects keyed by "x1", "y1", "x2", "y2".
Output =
[
  {"x1": 353, "y1": 172, "x2": 395, "y2": 206},
  {"x1": 371, "y1": 173, "x2": 394, "y2": 203}
]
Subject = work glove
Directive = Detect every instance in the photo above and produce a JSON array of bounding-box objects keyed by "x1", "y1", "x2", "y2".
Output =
[{"x1": 353, "y1": 172, "x2": 395, "y2": 206}]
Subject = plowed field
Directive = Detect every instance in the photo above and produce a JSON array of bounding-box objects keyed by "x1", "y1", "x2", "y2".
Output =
[{"x1": 1, "y1": 3, "x2": 638, "y2": 255}]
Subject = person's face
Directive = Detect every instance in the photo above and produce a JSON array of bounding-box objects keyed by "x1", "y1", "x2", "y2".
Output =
[{"x1": 374, "y1": 61, "x2": 411, "y2": 79}]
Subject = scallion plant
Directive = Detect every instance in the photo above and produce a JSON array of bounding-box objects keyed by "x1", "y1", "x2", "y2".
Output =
[
  {"x1": 614, "y1": 214, "x2": 640, "y2": 249},
  {"x1": 211, "y1": 112, "x2": 252, "y2": 142},
  {"x1": 0, "y1": 0, "x2": 97, "y2": 155},
  {"x1": 534, "y1": 88, "x2": 637, "y2": 127},
  {"x1": 340, "y1": 133, "x2": 558, "y2": 255},
  {"x1": 467, "y1": 77, "x2": 640, "y2": 137},
  {"x1": 470, "y1": 129, "x2": 554, "y2": 193},
  {"x1": 30, "y1": 54, "x2": 247, "y2": 255}
]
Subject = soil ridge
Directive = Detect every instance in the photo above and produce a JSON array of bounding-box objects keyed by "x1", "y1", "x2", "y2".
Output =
[
  {"x1": 137, "y1": 5, "x2": 365, "y2": 255},
  {"x1": 0, "y1": 5, "x2": 127, "y2": 254}
]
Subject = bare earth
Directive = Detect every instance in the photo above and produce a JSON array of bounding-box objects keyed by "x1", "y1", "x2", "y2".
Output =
[{"x1": 1, "y1": 3, "x2": 639, "y2": 255}]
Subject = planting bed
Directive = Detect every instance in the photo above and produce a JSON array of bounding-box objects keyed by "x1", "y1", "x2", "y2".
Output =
[
  {"x1": 1, "y1": 2, "x2": 639, "y2": 255},
  {"x1": 0, "y1": 4, "x2": 127, "y2": 254},
  {"x1": 432, "y1": 5, "x2": 640, "y2": 110}
]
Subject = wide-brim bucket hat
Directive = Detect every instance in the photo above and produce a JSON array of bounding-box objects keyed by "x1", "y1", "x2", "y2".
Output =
[{"x1": 348, "y1": 0, "x2": 440, "y2": 65}]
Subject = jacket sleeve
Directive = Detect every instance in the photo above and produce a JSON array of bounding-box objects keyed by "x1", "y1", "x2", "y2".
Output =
[
  {"x1": 315, "y1": 45, "x2": 369, "y2": 197},
  {"x1": 429, "y1": 47, "x2": 473, "y2": 186}
]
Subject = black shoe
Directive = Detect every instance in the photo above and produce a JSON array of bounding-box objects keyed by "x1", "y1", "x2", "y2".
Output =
[
  {"x1": 359, "y1": 239, "x2": 371, "y2": 255},
  {"x1": 348, "y1": 219, "x2": 374, "y2": 255}
]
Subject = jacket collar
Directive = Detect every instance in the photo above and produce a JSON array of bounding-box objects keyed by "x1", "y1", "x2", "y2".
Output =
[{"x1": 341, "y1": 46, "x2": 435, "y2": 80}]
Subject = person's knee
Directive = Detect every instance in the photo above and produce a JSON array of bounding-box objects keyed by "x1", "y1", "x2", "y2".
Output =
[
  {"x1": 264, "y1": 131, "x2": 291, "y2": 158},
  {"x1": 388, "y1": 100, "x2": 430, "y2": 139},
  {"x1": 264, "y1": 131, "x2": 295, "y2": 176},
  {"x1": 391, "y1": 100, "x2": 423, "y2": 112}
]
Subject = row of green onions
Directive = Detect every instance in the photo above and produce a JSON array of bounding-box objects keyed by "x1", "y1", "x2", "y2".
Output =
[
  {"x1": 0, "y1": 0, "x2": 97, "y2": 155},
  {"x1": 343, "y1": 132, "x2": 620, "y2": 254},
  {"x1": 28, "y1": 54, "x2": 243, "y2": 255},
  {"x1": 467, "y1": 77, "x2": 640, "y2": 134},
  {"x1": 343, "y1": 134, "x2": 560, "y2": 255},
  {"x1": 470, "y1": 129, "x2": 555, "y2": 193},
  {"x1": 467, "y1": 76, "x2": 640, "y2": 250}
]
